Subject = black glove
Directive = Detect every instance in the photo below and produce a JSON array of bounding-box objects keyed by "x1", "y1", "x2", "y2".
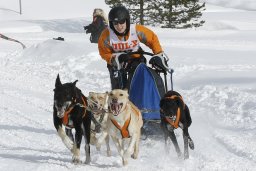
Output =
[
  {"x1": 149, "y1": 54, "x2": 169, "y2": 72},
  {"x1": 84, "y1": 26, "x2": 91, "y2": 34},
  {"x1": 118, "y1": 53, "x2": 130, "y2": 63}
]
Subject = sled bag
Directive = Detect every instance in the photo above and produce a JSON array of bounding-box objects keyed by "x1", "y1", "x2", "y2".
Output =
[{"x1": 129, "y1": 63, "x2": 165, "y2": 120}]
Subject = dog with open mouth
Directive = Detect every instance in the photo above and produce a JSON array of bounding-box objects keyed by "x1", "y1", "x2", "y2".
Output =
[
  {"x1": 97, "y1": 89, "x2": 143, "y2": 166},
  {"x1": 53, "y1": 74, "x2": 91, "y2": 164},
  {"x1": 88, "y1": 91, "x2": 111, "y2": 156},
  {"x1": 160, "y1": 90, "x2": 194, "y2": 159}
]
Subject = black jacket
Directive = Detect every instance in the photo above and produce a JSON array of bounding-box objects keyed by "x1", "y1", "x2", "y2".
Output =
[{"x1": 84, "y1": 16, "x2": 107, "y2": 43}]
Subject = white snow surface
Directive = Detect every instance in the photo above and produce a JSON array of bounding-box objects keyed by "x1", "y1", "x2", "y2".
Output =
[{"x1": 1, "y1": 0, "x2": 256, "y2": 170}]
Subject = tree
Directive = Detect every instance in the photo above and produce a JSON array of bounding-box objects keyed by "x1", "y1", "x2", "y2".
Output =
[
  {"x1": 105, "y1": 0, "x2": 151, "y2": 25},
  {"x1": 154, "y1": 0, "x2": 205, "y2": 28},
  {"x1": 105, "y1": 0, "x2": 205, "y2": 28}
]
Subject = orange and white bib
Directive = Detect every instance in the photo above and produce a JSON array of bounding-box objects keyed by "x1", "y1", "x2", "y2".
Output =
[{"x1": 109, "y1": 24, "x2": 140, "y2": 53}]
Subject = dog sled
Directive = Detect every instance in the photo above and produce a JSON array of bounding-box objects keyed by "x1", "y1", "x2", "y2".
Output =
[{"x1": 113, "y1": 51, "x2": 173, "y2": 139}]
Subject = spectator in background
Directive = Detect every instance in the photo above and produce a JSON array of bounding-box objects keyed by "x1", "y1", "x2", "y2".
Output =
[{"x1": 84, "y1": 8, "x2": 108, "y2": 43}]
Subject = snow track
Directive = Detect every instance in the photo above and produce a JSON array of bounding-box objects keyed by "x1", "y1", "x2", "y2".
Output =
[
  {"x1": 1, "y1": 46, "x2": 256, "y2": 170},
  {"x1": 1, "y1": 3, "x2": 256, "y2": 170}
]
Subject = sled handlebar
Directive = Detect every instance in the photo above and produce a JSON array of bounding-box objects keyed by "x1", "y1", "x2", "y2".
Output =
[
  {"x1": 113, "y1": 51, "x2": 173, "y2": 74},
  {"x1": 129, "y1": 51, "x2": 173, "y2": 74},
  {"x1": 112, "y1": 51, "x2": 174, "y2": 91},
  {"x1": 128, "y1": 51, "x2": 170, "y2": 62}
]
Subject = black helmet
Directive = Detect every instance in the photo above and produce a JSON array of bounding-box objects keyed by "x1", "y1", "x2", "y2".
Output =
[{"x1": 108, "y1": 6, "x2": 130, "y2": 36}]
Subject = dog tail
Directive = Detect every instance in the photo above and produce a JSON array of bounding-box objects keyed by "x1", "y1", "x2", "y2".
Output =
[{"x1": 185, "y1": 105, "x2": 192, "y2": 127}]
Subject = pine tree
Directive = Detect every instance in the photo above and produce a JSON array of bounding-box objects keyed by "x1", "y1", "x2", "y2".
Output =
[
  {"x1": 105, "y1": 0, "x2": 205, "y2": 28},
  {"x1": 105, "y1": 0, "x2": 152, "y2": 25},
  {"x1": 152, "y1": 0, "x2": 205, "y2": 28},
  {"x1": 105, "y1": 0, "x2": 122, "y2": 7}
]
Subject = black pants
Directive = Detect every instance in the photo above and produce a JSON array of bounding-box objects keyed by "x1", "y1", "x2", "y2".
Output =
[{"x1": 107, "y1": 56, "x2": 146, "y2": 90}]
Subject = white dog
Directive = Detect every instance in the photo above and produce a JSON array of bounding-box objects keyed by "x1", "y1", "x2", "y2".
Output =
[
  {"x1": 88, "y1": 92, "x2": 111, "y2": 156},
  {"x1": 97, "y1": 89, "x2": 143, "y2": 166}
]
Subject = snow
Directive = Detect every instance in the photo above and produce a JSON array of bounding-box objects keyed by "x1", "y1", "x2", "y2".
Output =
[
  {"x1": 201, "y1": 0, "x2": 256, "y2": 11},
  {"x1": 1, "y1": 0, "x2": 256, "y2": 170}
]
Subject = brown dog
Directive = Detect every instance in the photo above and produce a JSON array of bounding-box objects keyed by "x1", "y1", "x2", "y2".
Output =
[
  {"x1": 88, "y1": 92, "x2": 111, "y2": 156},
  {"x1": 160, "y1": 90, "x2": 194, "y2": 159},
  {"x1": 97, "y1": 89, "x2": 143, "y2": 166}
]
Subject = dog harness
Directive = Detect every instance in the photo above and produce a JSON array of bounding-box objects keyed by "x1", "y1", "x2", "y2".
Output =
[
  {"x1": 110, "y1": 102, "x2": 140, "y2": 138},
  {"x1": 63, "y1": 96, "x2": 87, "y2": 128},
  {"x1": 111, "y1": 115, "x2": 131, "y2": 138},
  {"x1": 164, "y1": 95, "x2": 185, "y2": 129},
  {"x1": 87, "y1": 97, "x2": 109, "y2": 133}
]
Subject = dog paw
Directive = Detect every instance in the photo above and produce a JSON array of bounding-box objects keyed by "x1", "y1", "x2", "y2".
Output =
[
  {"x1": 184, "y1": 155, "x2": 189, "y2": 160},
  {"x1": 131, "y1": 153, "x2": 138, "y2": 159},
  {"x1": 188, "y1": 139, "x2": 194, "y2": 150},
  {"x1": 84, "y1": 157, "x2": 91, "y2": 164},
  {"x1": 122, "y1": 157, "x2": 128, "y2": 166},
  {"x1": 72, "y1": 155, "x2": 81, "y2": 164},
  {"x1": 184, "y1": 151, "x2": 189, "y2": 160}
]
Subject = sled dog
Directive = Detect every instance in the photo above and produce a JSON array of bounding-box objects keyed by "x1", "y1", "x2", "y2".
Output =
[
  {"x1": 88, "y1": 91, "x2": 111, "y2": 156},
  {"x1": 97, "y1": 89, "x2": 143, "y2": 166},
  {"x1": 160, "y1": 90, "x2": 194, "y2": 159},
  {"x1": 53, "y1": 74, "x2": 91, "y2": 164}
]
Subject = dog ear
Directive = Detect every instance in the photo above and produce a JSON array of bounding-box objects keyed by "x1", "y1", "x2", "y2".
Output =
[
  {"x1": 123, "y1": 88, "x2": 128, "y2": 92},
  {"x1": 55, "y1": 74, "x2": 62, "y2": 87},
  {"x1": 123, "y1": 89, "x2": 129, "y2": 96},
  {"x1": 72, "y1": 80, "x2": 78, "y2": 86},
  {"x1": 71, "y1": 80, "x2": 79, "y2": 98}
]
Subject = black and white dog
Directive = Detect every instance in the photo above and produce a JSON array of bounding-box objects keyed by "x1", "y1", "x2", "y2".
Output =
[
  {"x1": 53, "y1": 74, "x2": 91, "y2": 164},
  {"x1": 160, "y1": 90, "x2": 194, "y2": 159}
]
